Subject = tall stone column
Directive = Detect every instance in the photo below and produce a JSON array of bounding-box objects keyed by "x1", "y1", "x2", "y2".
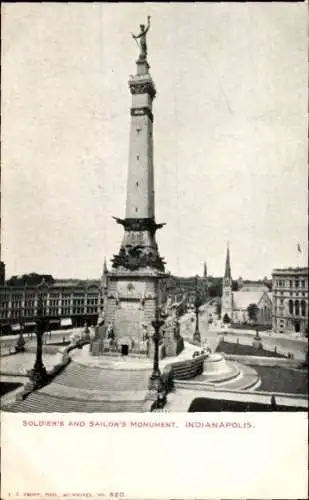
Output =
[
  {"x1": 91, "y1": 21, "x2": 167, "y2": 356},
  {"x1": 112, "y1": 56, "x2": 165, "y2": 271}
]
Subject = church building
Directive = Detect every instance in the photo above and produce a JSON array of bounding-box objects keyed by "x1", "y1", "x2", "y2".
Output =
[{"x1": 221, "y1": 245, "x2": 272, "y2": 325}]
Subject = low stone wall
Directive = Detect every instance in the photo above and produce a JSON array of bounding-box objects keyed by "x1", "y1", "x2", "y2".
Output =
[
  {"x1": 188, "y1": 393, "x2": 307, "y2": 411},
  {"x1": 225, "y1": 354, "x2": 304, "y2": 369},
  {"x1": 219, "y1": 334, "x2": 307, "y2": 361},
  {"x1": 164, "y1": 354, "x2": 206, "y2": 381}
]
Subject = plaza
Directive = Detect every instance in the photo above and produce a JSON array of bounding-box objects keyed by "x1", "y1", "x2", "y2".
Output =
[{"x1": 1, "y1": 306, "x2": 308, "y2": 412}]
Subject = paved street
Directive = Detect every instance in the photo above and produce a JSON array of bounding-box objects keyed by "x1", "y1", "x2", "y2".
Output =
[
  {"x1": 1, "y1": 351, "x2": 62, "y2": 376},
  {"x1": 179, "y1": 310, "x2": 307, "y2": 360},
  {"x1": 0, "y1": 328, "x2": 81, "y2": 353},
  {"x1": 180, "y1": 311, "x2": 219, "y2": 352}
]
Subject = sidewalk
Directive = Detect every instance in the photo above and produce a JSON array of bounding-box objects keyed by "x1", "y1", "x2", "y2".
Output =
[
  {"x1": 211, "y1": 326, "x2": 307, "y2": 342},
  {"x1": 217, "y1": 333, "x2": 306, "y2": 362},
  {"x1": 0, "y1": 351, "x2": 62, "y2": 376},
  {"x1": 0, "y1": 327, "x2": 81, "y2": 342}
]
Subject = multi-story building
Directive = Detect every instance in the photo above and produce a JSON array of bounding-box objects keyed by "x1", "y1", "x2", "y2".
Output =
[
  {"x1": 272, "y1": 267, "x2": 308, "y2": 334},
  {"x1": 0, "y1": 266, "x2": 109, "y2": 335},
  {"x1": 165, "y1": 263, "x2": 209, "y2": 308}
]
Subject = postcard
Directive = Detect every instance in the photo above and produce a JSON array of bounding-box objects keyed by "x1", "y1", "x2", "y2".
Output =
[{"x1": 1, "y1": 2, "x2": 308, "y2": 499}]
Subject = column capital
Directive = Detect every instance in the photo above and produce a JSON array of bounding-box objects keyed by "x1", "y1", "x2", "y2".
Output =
[{"x1": 129, "y1": 75, "x2": 156, "y2": 99}]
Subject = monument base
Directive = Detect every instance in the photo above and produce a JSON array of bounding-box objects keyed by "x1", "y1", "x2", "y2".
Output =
[{"x1": 91, "y1": 268, "x2": 183, "y2": 359}]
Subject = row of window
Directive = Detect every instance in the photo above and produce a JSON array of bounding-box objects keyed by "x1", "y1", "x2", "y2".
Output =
[
  {"x1": 1, "y1": 293, "x2": 102, "y2": 302},
  {"x1": 275, "y1": 299, "x2": 306, "y2": 317},
  {"x1": 1, "y1": 297, "x2": 102, "y2": 304},
  {"x1": 275, "y1": 279, "x2": 307, "y2": 288},
  {"x1": 275, "y1": 291, "x2": 307, "y2": 297},
  {"x1": 288, "y1": 299, "x2": 306, "y2": 316},
  {"x1": 5, "y1": 307, "x2": 101, "y2": 318},
  {"x1": 1, "y1": 299, "x2": 102, "y2": 309}
]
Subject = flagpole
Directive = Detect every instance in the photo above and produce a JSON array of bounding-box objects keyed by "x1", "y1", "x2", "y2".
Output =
[{"x1": 297, "y1": 242, "x2": 302, "y2": 268}]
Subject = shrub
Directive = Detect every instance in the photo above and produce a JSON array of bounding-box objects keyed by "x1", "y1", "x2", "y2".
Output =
[{"x1": 223, "y1": 313, "x2": 231, "y2": 324}]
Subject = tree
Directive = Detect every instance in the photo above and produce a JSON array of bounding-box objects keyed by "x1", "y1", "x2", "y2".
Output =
[
  {"x1": 7, "y1": 273, "x2": 54, "y2": 286},
  {"x1": 223, "y1": 313, "x2": 231, "y2": 324},
  {"x1": 247, "y1": 303, "x2": 259, "y2": 323},
  {"x1": 209, "y1": 281, "x2": 222, "y2": 298}
]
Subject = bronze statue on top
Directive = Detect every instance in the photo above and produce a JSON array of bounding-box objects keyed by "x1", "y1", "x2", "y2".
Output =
[{"x1": 132, "y1": 16, "x2": 151, "y2": 59}]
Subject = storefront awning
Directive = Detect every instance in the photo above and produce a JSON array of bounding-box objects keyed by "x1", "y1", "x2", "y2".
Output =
[
  {"x1": 60, "y1": 318, "x2": 72, "y2": 327},
  {"x1": 11, "y1": 323, "x2": 21, "y2": 331}
]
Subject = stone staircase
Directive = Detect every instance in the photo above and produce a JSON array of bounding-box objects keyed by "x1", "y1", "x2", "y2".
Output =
[
  {"x1": 5, "y1": 392, "x2": 147, "y2": 413},
  {"x1": 2, "y1": 361, "x2": 152, "y2": 413},
  {"x1": 53, "y1": 361, "x2": 151, "y2": 391},
  {"x1": 2, "y1": 347, "x2": 262, "y2": 413}
]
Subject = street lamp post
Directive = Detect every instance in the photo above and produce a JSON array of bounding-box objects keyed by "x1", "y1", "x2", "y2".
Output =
[
  {"x1": 148, "y1": 307, "x2": 165, "y2": 392},
  {"x1": 193, "y1": 275, "x2": 201, "y2": 344},
  {"x1": 29, "y1": 297, "x2": 48, "y2": 387},
  {"x1": 15, "y1": 307, "x2": 26, "y2": 352}
]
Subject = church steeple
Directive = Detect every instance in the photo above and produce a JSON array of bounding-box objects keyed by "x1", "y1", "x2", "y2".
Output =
[
  {"x1": 224, "y1": 243, "x2": 232, "y2": 282},
  {"x1": 203, "y1": 261, "x2": 207, "y2": 278},
  {"x1": 221, "y1": 243, "x2": 233, "y2": 321}
]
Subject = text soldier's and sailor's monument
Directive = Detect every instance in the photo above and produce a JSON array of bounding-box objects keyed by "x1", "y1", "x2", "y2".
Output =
[{"x1": 91, "y1": 19, "x2": 182, "y2": 358}]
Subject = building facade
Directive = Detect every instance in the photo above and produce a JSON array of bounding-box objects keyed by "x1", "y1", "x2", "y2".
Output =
[
  {"x1": 272, "y1": 267, "x2": 308, "y2": 334},
  {"x1": 0, "y1": 271, "x2": 108, "y2": 335},
  {"x1": 232, "y1": 290, "x2": 272, "y2": 325},
  {"x1": 221, "y1": 245, "x2": 272, "y2": 325}
]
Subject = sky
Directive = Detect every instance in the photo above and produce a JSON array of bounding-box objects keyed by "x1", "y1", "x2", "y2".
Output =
[{"x1": 2, "y1": 2, "x2": 308, "y2": 280}]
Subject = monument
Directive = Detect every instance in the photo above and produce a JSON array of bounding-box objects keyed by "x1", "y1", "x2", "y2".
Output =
[{"x1": 91, "y1": 18, "x2": 182, "y2": 358}]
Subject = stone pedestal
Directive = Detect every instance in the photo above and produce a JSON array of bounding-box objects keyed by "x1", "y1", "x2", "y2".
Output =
[
  {"x1": 90, "y1": 270, "x2": 168, "y2": 357},
  {"x1": 202, "y1": 352, "x2": 231, "y2": 375}
]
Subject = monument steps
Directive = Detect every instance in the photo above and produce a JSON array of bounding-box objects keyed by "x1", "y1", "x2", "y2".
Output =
[
  {"x1": 3, "y1": 392, "x2": 147, "y2": 413},
  {"x1": 40, "y1": 383, "x2": 148, "y2": 402},
  {"x1": 2, "y1": 360, "x2": 153, "y2": 413},
  {"x1": 52, "y1": 361, "x2": 151, "y2": 391}
]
